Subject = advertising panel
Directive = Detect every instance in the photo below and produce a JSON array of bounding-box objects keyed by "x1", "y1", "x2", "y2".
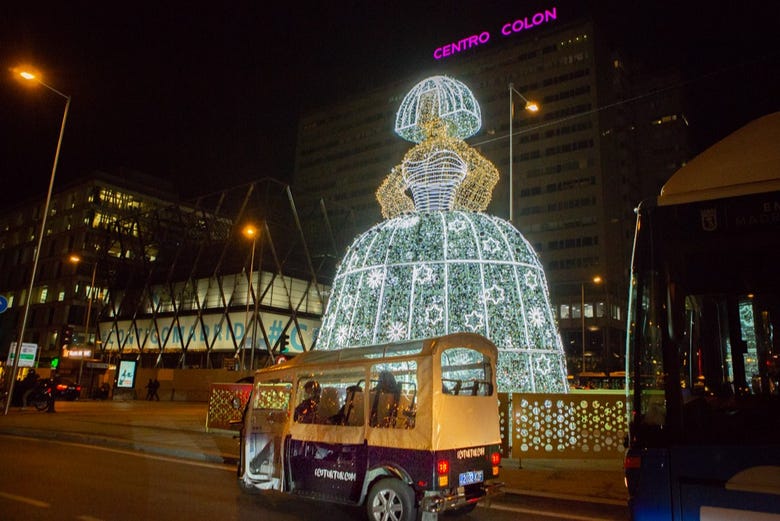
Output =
[{"x1": 117, "y1": 360, "x2": 137, "y2": 388}]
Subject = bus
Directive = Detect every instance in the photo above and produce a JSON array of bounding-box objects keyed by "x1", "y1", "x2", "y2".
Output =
[{"x1": 624, "y1": 112, "x2": 780, "y2": 520}]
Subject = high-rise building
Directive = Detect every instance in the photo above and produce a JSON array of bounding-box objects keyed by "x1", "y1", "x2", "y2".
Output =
[{"x1": 292, "y1": 12, "x2": 691, "y2": 376}]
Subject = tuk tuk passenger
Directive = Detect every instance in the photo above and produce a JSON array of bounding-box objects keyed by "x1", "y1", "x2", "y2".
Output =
[{"x1": 294, "y1": 380, "x2": 321, "y2": 423}]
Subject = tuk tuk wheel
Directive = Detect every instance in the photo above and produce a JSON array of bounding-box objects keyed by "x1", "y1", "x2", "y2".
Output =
[{"x1": 366, "y1": 477, "x2": 417, "y2": 521}]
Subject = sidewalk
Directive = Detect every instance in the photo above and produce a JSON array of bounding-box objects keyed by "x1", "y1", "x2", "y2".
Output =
[{"x1": 0, "y1": 400, "x2": 627, "y2": 504}]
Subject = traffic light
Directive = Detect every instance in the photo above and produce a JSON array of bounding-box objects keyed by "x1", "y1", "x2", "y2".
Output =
[
  {"x1": 61, "y1": 326, "x2": 73, "y2": 346},
  {"x1": 50, "y1": 357, "x2": 59, "y2": 369},
  {"x1": 280, "y1": 333, "x2": 289, "y2": 352}
]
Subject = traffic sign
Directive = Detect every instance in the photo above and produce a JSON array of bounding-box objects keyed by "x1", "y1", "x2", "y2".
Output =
[{"x1": 0, "y1": 295, "x2": 8, "y2": 314}]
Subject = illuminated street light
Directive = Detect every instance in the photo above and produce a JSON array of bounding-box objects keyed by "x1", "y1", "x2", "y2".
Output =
[
  {"x1": 581, "y1": 275, "x2": 603, "y2": 374},
  {"x1": 242, "y1": 224, "x2": 260, "y2": 370},
  {"x1": 69, "y1": 254, "x2": 98, "y2": 385},
  {"x1": 508, "y1": 83, "x2": 540, "y2": 223},
  {"x1": 4, "y1": 67, "x2": 71, "y2": 416}
]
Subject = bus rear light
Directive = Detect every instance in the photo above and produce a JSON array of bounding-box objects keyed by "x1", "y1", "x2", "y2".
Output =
[{"x1": 624, "y1": 455, "x2": 641, "y2": 469}]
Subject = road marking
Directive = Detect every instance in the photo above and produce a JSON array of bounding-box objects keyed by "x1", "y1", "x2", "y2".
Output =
[
  {"x1": 0, "y1": 434, "x2": 234, "y2": 472},
  {"x1": 485, "y1": 502, "x2": 620, "y2": 521},
  {"x1": 0, "y1": 491, "x2": 50, "y2": 508},
  {"x1": 504, "y1": 487, "x2": 627, "y2": 506},
  {"x1": 64, "y1": 442, "x2": 236, "y2": 471}
]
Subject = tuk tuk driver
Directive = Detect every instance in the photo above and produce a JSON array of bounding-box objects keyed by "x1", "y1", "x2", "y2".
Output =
[{"x1": 294, "y1": 380, "x2": 321, "y2": 423}]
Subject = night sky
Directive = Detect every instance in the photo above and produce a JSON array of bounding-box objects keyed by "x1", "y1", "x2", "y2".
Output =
[{"x1": 1, "y1": 1, "x2": 778, "y2": 207}]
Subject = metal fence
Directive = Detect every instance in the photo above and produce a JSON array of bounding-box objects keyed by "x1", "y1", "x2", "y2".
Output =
[{"x1": 503, "y1": 390, "x2": 627, "y2": 460}]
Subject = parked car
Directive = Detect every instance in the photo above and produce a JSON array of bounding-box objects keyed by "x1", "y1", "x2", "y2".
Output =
[{"x1": 51, "y1": 377, "x2": 82, "y2": 401}]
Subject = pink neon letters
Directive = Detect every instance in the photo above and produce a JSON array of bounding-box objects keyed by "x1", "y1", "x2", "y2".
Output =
[
  {"x1": 433, "y1": 7, "x2": 558, "y2": 60},
  {"x1": 501, "y1": 8, "x2": 558, "y2": 36},
  {"x1": 433, "y1": 31, "x2": 490, "y2": 60}
]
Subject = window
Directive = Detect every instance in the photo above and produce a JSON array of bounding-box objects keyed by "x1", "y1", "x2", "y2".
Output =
[
  {"x1": 293, "y1": 368, "x2": 368, "y2": 427},
  {"x1": 369, "y1": 362, "x2": 418, "y2": 429},
  {"x1": 253, "y1": 382, "x2": 291, "y2": 411},
  {"x1": 584, "y1": 302, "x2": 594, "y2": 318},
  {"x1": 441, "y1": 347, "x2": 493, "y2": 396}
]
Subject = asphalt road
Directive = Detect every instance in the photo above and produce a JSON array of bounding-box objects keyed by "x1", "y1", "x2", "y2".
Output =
[{"x1": 0, "y1": 434, "x2": 627, "y2": 521}]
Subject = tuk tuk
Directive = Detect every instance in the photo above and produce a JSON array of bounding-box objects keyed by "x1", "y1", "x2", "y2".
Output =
[{"x1": 236, "y1": 332, "x2": 504, "y2": 521}]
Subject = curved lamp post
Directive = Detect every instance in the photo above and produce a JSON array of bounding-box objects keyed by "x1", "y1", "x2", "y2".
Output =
[
  {"x1": 4, "y1": 68, "x2": 71, "y2": 416},
  {"x1": 69, "y1": 254, "x2": 98, "y2": 385},
  {"x1": 581, "y1": 275, "x2": 603, "y2": 373},
  {"x1": 242, "y1": 224, "x2": 260, "y2": 370},
  {"x1": 508, "y1": 83, "x2": 539, "y2": 224}
]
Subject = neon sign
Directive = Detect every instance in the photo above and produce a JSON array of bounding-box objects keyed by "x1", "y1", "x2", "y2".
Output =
[{"x1": 433, "y1": 7, "x2": 557, "y2": 60}]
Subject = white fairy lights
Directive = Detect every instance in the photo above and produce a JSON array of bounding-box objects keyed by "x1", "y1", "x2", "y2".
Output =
[{"x1": 316, "y1": 75, "x2": 569, "y2": 393}]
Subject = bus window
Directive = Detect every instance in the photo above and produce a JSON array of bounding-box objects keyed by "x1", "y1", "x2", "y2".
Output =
[{"x1": 441, "y1": 347, "x2": 493, "y2": 396}]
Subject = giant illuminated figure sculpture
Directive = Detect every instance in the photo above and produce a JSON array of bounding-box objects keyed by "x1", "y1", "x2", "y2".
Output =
[{"x1": 316, "y1": 76, "x2": 568, "y2": 393}]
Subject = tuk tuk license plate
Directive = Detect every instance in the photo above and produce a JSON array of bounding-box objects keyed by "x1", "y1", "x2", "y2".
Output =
[{"x1": 458, "y1": 470, "x2": 484, "y2": 487}]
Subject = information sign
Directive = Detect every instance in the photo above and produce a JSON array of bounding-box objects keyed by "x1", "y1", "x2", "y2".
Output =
[{"x1": 6, "y1": 342, "x2": 38, "y2": 367}]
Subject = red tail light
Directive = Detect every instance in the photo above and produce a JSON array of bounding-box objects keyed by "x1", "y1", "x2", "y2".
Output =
[
  {"x1": 56, "y1": 384, "x2": 67, "y2": 391},
  {"x1": 624, "y1": 455, "x2": 641, "y2": 469},
  {"x1": 437, "y1": 459, "x2": 449, "y2": 475},
  {"x1": 491, "y1": 452, "x2": 501, "y2": 466}
]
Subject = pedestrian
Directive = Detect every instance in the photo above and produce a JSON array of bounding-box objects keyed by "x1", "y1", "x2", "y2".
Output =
[
  {"x1": 150, "y1": 378, "x2": 160, "y2": 401},
  {"x1": 43, "y1": 377, "x2": 56, "y2": 413},
  {"x1": 145, "y1": 378, "x2": 154, "y2": 400}
]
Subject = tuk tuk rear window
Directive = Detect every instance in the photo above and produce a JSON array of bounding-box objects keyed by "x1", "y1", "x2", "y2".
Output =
[{"x1": 441, "y1": 347, "x2": 493, "y2": 396}]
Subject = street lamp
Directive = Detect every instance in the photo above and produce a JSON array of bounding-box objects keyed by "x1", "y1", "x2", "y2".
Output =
[
  {"x1": 242, "y1": 224, "x2": 260, "y2": 371},
  {"x1": 69, "y1": 254, "x2": 98, "y2": 384},
  {"x1": 508, "y1": 83, "x2": 539, "y2": 224},
  {"x1": 581, "y1": 275, "x2": 603, "y2": 374},
  {"x1": 4, "y1": 67, "x2": 71, "y2": 416}
]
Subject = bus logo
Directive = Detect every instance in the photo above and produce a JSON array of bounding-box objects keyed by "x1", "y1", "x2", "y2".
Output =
[{"x1": 700, "y1": 208, "x2": 718, "y2": 231}]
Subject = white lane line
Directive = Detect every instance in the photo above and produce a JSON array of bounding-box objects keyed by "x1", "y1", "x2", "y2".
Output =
[
  {"x1": 0, "y1": 491, "x2": 50, "y2": 508},
  {"x1": 0, "y1": 434, "x2": 234, "y2": 472},
  {"x1": 505, "y1": 487, "x2": 627, "y2": 506},
  {"x1": 69, "y1": 442, "x2": 235, "y2": 471},
  {"x1": 485, "y1": 502, "x2": 618, "y2": 521}
]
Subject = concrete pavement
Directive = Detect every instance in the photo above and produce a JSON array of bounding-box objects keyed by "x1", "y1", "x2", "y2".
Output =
[{"x1": 0, "y1": 400, "x2": 627, "y2": 505}]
